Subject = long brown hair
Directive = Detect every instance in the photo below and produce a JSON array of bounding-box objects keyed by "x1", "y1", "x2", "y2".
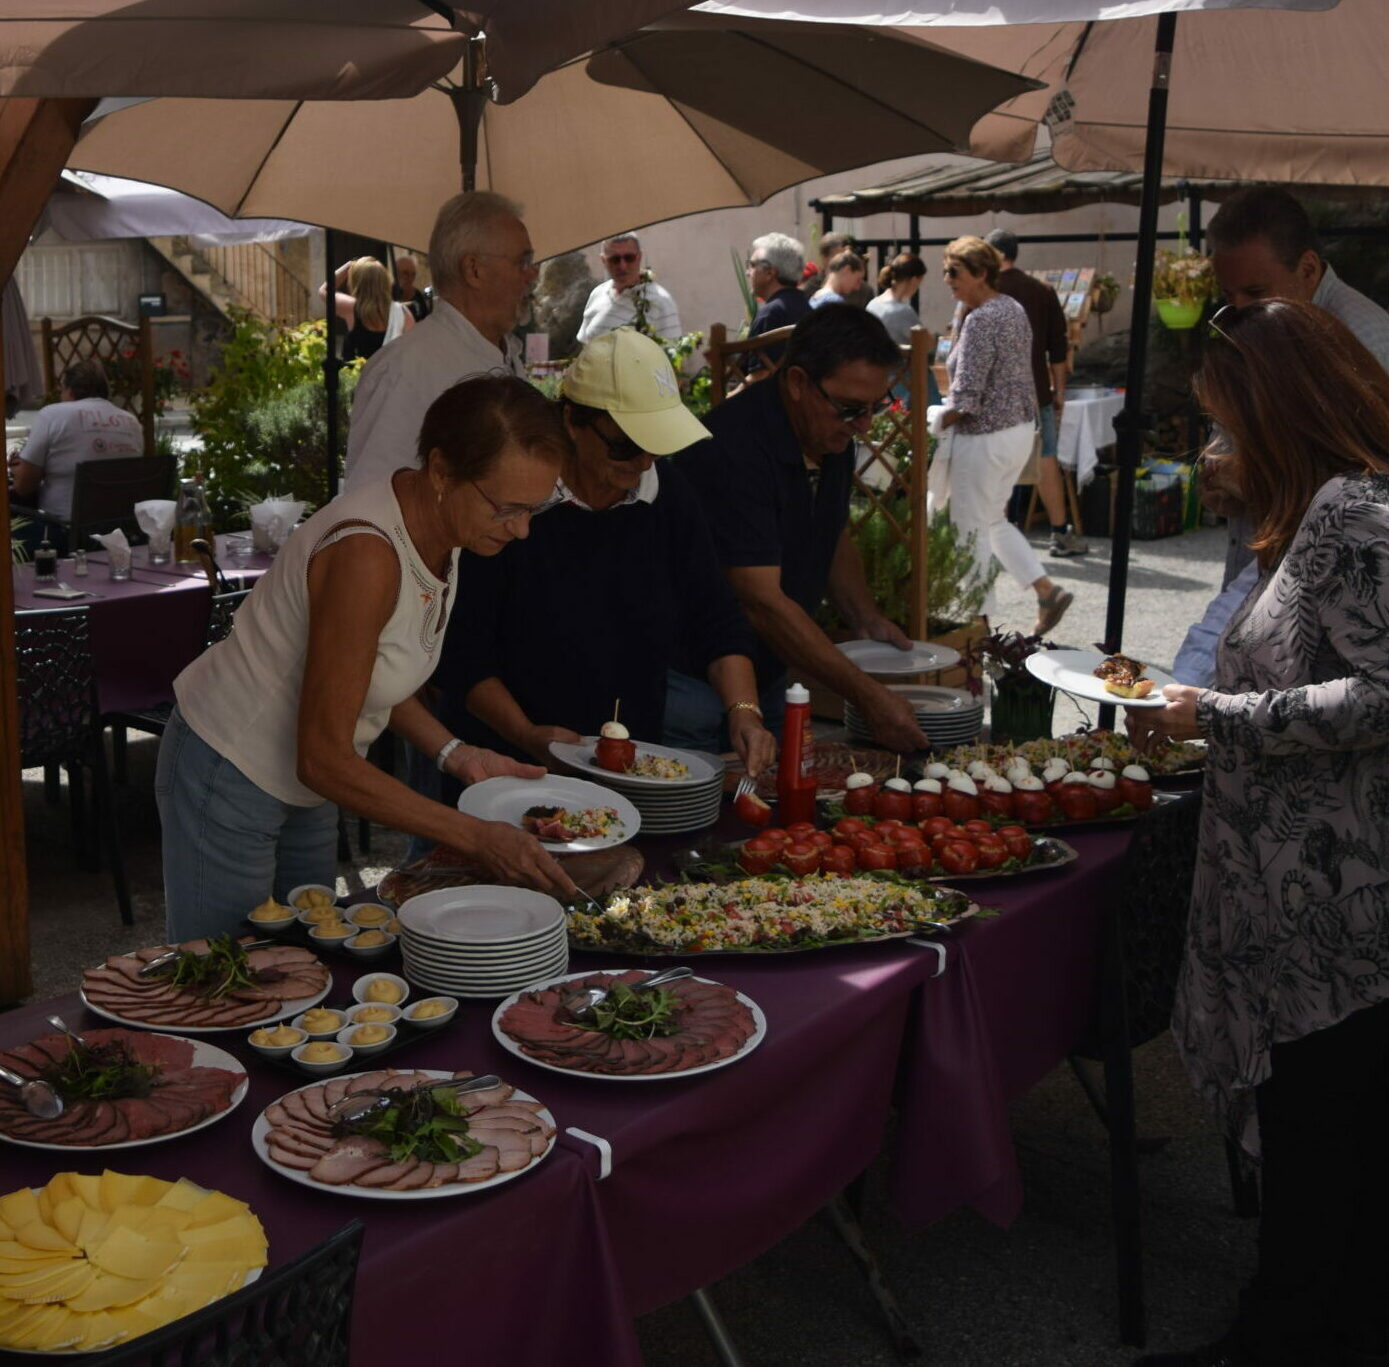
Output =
[{"x1": 1196, "y1": 300, "x2": 1389, "y2": 565}]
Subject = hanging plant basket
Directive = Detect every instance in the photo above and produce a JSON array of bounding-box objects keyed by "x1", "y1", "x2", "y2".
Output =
[
  {"x1": 1092, "y1": 284, "x2": 1119, "y2": 315},
  {"x1": 1154, "y1": 297, "x2": 1204, "y2": 330}
]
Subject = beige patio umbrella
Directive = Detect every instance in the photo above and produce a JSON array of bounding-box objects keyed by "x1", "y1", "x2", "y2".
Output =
[
  {"x1": 0, "y1": 0, "x2": 696, "y2": 106},
  {"x1": 66, "y1": 14, "x2": 1039, "y2": 260}
]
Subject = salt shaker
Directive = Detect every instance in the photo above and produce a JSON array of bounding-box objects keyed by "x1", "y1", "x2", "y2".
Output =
[{"x1": 72, "y1": 549, "x2": 89, "y2": 578}]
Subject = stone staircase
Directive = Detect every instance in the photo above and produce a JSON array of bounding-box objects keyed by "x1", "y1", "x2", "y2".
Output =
[{"x1": 146, "y1": 236, "x2": 314, "y2": 326}]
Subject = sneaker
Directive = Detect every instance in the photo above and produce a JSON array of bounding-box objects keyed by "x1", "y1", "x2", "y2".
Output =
[{"x1": 1049, "y1": 529, "x2": 1090, "y2": 557}]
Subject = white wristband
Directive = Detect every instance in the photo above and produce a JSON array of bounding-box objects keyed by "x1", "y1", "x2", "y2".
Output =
[{"x1": 435, "y1": 738, "x2": 464, "y2": 773}]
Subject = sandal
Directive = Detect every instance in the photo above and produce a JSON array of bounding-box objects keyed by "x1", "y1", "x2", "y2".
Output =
[{"x1": 1034, "y1": 586, "x2": 1074, "y2": 636}]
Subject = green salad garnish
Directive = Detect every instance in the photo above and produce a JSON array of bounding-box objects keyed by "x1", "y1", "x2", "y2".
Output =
[
  {"x1": 337, "y1": 1086, "x2": 482, "y2": 1165},
  {"x1": 164, "y1": 934, "x2": 258, "y2": 1000},
  {"x1": 573, "y1": 981, "x2": 681, "y2": 1041},
  {"x1": 42, "y1": 1039, "x2": 157, "y2": 1102}
]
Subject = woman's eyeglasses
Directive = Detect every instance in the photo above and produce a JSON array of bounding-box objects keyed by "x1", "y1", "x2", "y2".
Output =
[{"x1": 470, "y1": 481, "x2": 549, "y2": 524}]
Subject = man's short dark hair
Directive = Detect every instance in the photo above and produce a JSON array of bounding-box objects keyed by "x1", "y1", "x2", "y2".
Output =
[
  {"x1": 62, "y1": 359, "x2": 109, "y2": 400},
  {"x1": 1207, "y1": 187, "x2": 1320, "y2": 272},
  {"x1": 783, "y1": 303, "x2": 901, "y2": 384},
  {"x1": 985, "y1": 229, "x2": 1019, "y2": 263}
]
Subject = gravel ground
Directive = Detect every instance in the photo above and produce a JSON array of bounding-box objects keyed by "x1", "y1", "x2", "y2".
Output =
[{"x1": 11, "y1": 521, "x2": 1245, "y2": 1367}]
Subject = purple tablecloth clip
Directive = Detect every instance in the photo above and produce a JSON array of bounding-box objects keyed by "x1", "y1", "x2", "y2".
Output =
[
  {"x1": 565, "y1": 1126, "x2": 613, "y2": 1180},
  {"x1": 907, "y1": 939, "x2": 949, "y2": 978}
]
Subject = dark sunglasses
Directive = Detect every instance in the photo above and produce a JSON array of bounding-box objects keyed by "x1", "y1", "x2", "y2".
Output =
[
  {"x1": 594, "y1": 424, "x2": 645, "y2": 461},
  {"x1": 1207, "y1": 303, "x2": 1239, "y2": 344},
  {"x1": 811, "y1": 375, "x2": 895, "y2": 425},
  {"x1": 943, "y1": 265, "x2": 962, "y2": 280},
  {"x1": 605, "y1": 252, "x2": 639, "y2": 265}
]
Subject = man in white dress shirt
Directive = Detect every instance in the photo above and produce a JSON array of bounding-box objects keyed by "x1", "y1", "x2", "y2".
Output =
[
  {"x1": 576, "y1": 233, "x2": 682, "y2": 345},
  {"x1": 344, "y1": 191, "x2": 539, "y2": 492}
]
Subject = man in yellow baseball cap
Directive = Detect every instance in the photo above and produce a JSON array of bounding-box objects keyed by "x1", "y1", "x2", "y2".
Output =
[{"x1": 433, "y1": 328, "x2": 776, "y2": 780}]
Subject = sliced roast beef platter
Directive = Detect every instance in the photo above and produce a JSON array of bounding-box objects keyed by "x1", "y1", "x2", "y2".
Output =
[
  {"x1": 80, "y1": 937, "x2": 332, "y2": 1033},
  {"x1": 251, "y1": 1068, "x2": 556, "y2": 1199},
  {"x1": 494, "y1": 970, "x2": 766, "y2": 1080},
  {"x1": 0, "y1": 1028, "x2": 247, "y2": 1150}
]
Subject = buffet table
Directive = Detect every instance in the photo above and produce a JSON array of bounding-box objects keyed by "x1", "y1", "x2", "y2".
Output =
[{"x1": 0, "y1": 825, "x2": 1131, "y2": 1364}]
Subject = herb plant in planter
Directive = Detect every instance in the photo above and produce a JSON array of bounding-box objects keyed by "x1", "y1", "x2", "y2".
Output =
[{"x1": 966, "y1": 630, "x2": 1058, "y2": 743}]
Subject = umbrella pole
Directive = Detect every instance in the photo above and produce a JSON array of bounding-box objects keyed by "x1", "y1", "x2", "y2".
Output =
[
  {"x1": 456, "y1": 36, "x2": 488, "y2": 192},
  {"x1": 1099, "y1": 12, "x2": 1177, "y2": 731},
  {"x1": 324, "y1": 226, "x2": 341, "y2": 503}
]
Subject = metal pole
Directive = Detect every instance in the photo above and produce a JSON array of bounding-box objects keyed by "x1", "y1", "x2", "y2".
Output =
[
  {"x1": 323, "y1": 226, "x2": 341, "y2": 503},
  {"x1": 457, "y1": 36, "x2": 488, "y2": 192},
  {"x1": 1099, "y1": 11, "x2": 1177, "y2": 730}
]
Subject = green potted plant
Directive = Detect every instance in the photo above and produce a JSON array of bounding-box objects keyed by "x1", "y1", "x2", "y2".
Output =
[
  {"x1": 965, "y1": 629, "x2": 1057, "y2": 743},
  {"x1": 1151, "y1": 248, "x2": 1216, "y2": 330},
  {"x1": 1091, "y1": 272, "x2": 1121, "y2": 315}
]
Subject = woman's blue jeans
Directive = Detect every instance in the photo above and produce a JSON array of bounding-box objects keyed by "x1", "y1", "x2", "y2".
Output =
[{"x1": 155, "y1": 707, "x2": 338, "y2": 942}]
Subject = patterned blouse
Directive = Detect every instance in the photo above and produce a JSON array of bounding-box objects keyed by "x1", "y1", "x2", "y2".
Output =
[
  {"x1": 945, "y1": 294, "x2": 1036, "y2": 435},
  {"x1": 1176, "y1": 472, "x2": 1389, "y2": 1148}
]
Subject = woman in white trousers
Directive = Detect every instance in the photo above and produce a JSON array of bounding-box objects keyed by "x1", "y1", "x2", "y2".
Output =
[{"x1": 935, "y1": 237, "x2": 1073, "y2": 636}]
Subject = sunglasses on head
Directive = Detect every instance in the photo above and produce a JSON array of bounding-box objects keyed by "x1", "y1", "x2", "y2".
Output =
[
  {"x1": 810, "y1": 375, "x2": 895, "y2": 425},
  {"x1": 605, "y1": 252, "x2": 639, "y2": 265}
]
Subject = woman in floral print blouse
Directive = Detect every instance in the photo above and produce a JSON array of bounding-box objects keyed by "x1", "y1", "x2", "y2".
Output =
[{"x1": 1132, "y1": 301, "x2": 1389, "y2": 1367}]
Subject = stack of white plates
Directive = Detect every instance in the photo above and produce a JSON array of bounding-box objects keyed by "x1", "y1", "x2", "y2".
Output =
[
  {"x1": 548, "y1": 739, "x2": 725, "y2": 836},
  {"x1": 845, "y1": 683, "x2": 984, "y2": 750},
  {"x1": 394, "y1": 887, "x2": 568, "y2": 1000}
]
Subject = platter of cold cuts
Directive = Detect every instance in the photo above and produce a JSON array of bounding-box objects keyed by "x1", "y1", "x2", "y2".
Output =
[
  {"x1": 80, "y1": 937, "x2": 331, "y2": 1033},
  {"x1": 493, "y1": 970, "x2": 765, "y2": 1081},
  {"x1": 0, "y1": 1028, "x2": 247, "y2": 1151},
  {"x1": 252, "y1": 1068, "x2": 556, "y2": 1200}
]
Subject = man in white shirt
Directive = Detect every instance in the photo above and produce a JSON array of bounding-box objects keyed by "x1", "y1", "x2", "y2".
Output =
[
  {"x1": 344, "y1": 191, "x2": 539, "y2": 492},
  {"x1": 9, "y1": 358, "x2": 143, "y2": 521},
  {"x1": 575, "y1": 233, "x2": 682, "y2": 345},
  {"x1": 1173, "y1": 186, "x2": 1389, "y2": 686}
]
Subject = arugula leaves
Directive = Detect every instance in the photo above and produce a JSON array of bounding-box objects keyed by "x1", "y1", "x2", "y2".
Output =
[
  {"x1": 572, "y1": 982, "x2": 681, "y2": 1041},
  {"x1": 165, "y1": 934, "x2": 259, "y2": 1000},
  {"x1": 338, "y1": 1085, "x2": 482, "y2": 1165},
  {"x1": 42, "y1": 1039, "x2": 157, "y2": 1102}
]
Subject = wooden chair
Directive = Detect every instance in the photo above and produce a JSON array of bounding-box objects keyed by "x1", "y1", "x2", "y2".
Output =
[
  {"x1": 41, "y1": 313, "x2": 157, "y2": 456},
  {"x1": 51, "y1": 453, "x2": 176, "y2": 550},
  {"x1": 706, "y1": 322, "x2": 795, "y2": 400},
  {"x1": 92, "y1": 1220, "x2": 364, "y2": 1367}
]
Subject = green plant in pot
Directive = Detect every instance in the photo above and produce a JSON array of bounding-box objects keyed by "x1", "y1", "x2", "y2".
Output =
[
  {"x1": 965, "y1": 629, "x2": 1057, "y2": 744},
  {"x1": 1151, "y1": 248, "x2": 1216, "y2": 331}
]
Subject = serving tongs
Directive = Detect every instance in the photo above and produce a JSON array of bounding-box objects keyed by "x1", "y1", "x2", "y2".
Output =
[
  {"x1": 327, "y1": 1073, "x2": 503, "y2": 1125},
  {"x1": 561, "y1": 965, "x2": 693, "y2": 1022},
  {"x1": 137, "y1": 939, "x2": 276, "y2": 978}
]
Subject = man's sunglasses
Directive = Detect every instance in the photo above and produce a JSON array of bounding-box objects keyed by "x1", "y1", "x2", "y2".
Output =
[
  {"x1": 811, "y1": 375, "x2": 895, "y2": 425},
  {"x1": 594, "y1": 424, "x2": 646, "y2": 461},
  {"x1": 605, "y1": 252, "x2": 639, "y2": 265},
  {"x1": 746, "y1": 257, "x2": 770, "y2": 269}
]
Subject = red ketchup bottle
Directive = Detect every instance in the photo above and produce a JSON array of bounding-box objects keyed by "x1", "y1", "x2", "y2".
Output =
[{"x1": 776, "y1": 682, "x2": 818, "y2": 827}]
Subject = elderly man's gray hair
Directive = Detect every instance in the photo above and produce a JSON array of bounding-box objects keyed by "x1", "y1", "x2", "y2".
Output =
[
  {"x1": 602, "y1": 233, "x2": 641, "y2": 255},
  {"x1": 429, "y1": 191, "x2": 524, "y2": 292},
  {"x1": 751, "y1": 232, "x2": 805, "y2": 287}
]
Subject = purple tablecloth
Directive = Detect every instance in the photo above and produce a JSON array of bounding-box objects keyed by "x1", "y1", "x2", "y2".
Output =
[
  {"x1": 11, "y1": 538, "x2": 269, "y2": 714},
  {"x1": 0, "y1": 824, "x2": 1132, "y2": 1362}
]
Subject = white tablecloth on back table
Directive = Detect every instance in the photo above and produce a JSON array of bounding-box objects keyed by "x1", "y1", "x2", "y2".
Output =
[{"x1": 1057, "y1": 392, "x2": 1124, "y2": 487}]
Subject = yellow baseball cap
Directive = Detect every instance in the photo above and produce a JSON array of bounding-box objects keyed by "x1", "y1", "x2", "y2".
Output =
[{"x1": 561, "y1": 328, "x2": 710, "y2": 456}]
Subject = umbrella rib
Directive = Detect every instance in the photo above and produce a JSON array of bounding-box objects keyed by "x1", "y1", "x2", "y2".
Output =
[
  {"x1": 234, "y1": 102, "x2": 307, "y2": 219},
  {"x1": 717, "y1": 29, "x2": 966, "y2": 148}
]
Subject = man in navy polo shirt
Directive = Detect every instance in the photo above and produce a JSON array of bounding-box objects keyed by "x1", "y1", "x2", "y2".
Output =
[
  {"x1": 741, "y1": 232, "x2": 811, "y2": 380},
  {"x1": 669, "y1": 306, "x2": 930, "y2": 754}
]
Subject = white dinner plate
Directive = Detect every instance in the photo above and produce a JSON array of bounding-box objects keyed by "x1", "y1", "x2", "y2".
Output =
[
  {"x1": 79, "y1": 980, "x2": 330, "y2": 1035},
  {"x1": 836, "y1": 639, "x2": 962, "y2": 676},
  {"x1": 456, "y1": 776, "x2": 641, "y2": 852},
  {"x1": 252, "y1": 1070, "x2": 556, "y2": 1200},
  {"x1": 0, "y1": 1035, "x2": 248, "y2": 1152},
  {"x1": 548, "y1": 738, "x2": 721, "y2": 788},
  {"x1": 396, "y1": 886, "x2": 565, "y2": 944},
  {"x1": 1025, "y1": 648, "x2": 1177, "y2": 709},
  {"x1": 492, "y1": 971, "x2": 766, "y2": 1083},
  {"x1": 400, "y1": 944, "x2": 568, "y2": 979}
]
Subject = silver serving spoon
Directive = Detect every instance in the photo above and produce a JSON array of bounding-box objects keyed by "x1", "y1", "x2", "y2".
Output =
[
  {"x1": 0, "y1": 1065, "x2": 63, "y2": 1120},
  {"x1": 562, "y1": 965, "x2": 694, "y2": 1021},
  {"x1": 137, "y1": 939, "x2": 276, "y2": 978},
  {"x1": 46, "y1": 1015, "x2": 87, "y2": 1049},
  {"x1": 327, "y1": 1073, "x2": 503, "y2": 1125}
]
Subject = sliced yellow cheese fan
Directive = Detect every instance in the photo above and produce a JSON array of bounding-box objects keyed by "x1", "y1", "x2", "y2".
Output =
[{"x1": 0, "y1": 1171, "x2": 267, "y2": 1354}]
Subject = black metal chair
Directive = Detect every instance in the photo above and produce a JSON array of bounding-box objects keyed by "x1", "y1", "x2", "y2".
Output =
[
  {"x1": 47, "y1": 452, "x2": 175, "y2": 551},
  {"x1": 89, "y1": 1220, "x2": 364, "y2": 1366},
  {"x1": 106, "y1": 587, "x2": 251, "y2": 784},
  {"x1": 1068, "y1": 789, "x2": 1259, "y2": 1349},
  {"x1": 16, "y1": 605, "x2": 131, "y2": 924}
]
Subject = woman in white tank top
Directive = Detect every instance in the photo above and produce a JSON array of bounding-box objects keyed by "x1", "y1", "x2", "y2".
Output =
[{"x1": 156, "y1": 376, "x2": 577, "y2": 940}]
